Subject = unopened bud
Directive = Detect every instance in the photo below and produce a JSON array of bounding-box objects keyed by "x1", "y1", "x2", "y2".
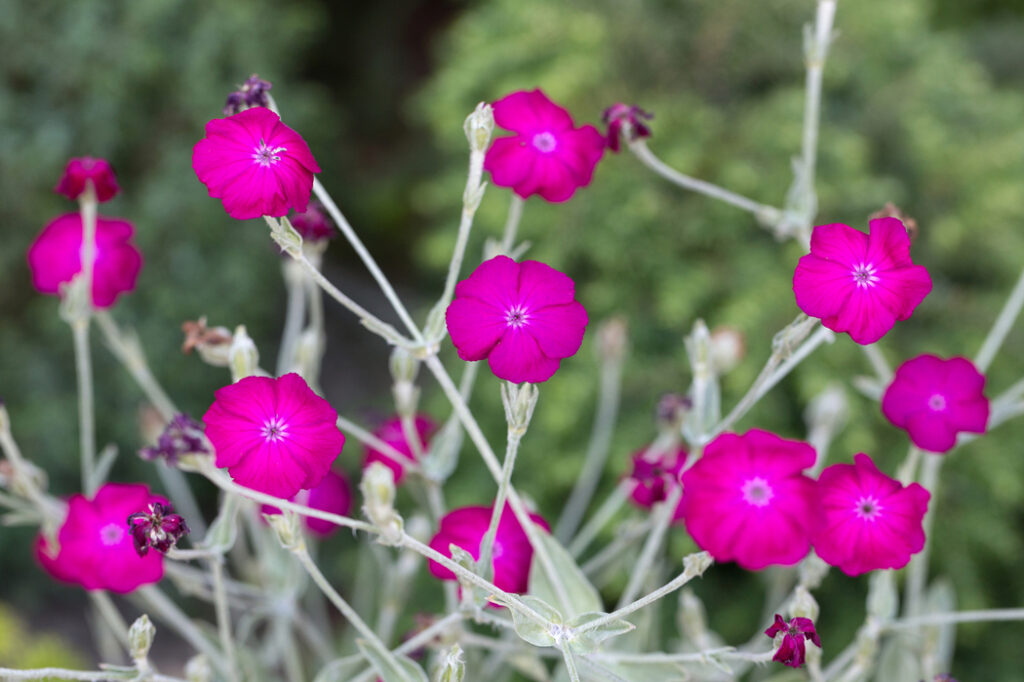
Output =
[
  {"x1": 182, "y1": 317, "x2": 233, "y2": 367},
  {"x1": 390, "y1": 347, "x2": 421, "y2": 384},
  {"x1": 185, "y1": 655, "x2": 213, "y2": 682},
  {"x1": 464, "y1": 103, "x2": 494, "y2": 154},
  {"x1": 789, "y1": 586, "x2": 819, "y2": 621},
  {"x1": 436, "y1": 644, "x2": 466, "y2": 682},
  {"x1": 58, "y1": 275, "x2": 91, "y2": 324},
  {"x1": 266, "y1": 510, "x2": 303, "y2": 552},
  {"x1": 805, "y1": 384, "x2": 848, "y2": 435},
  {"x1": 293, "y1": 328, "x2": 324, "y2": 381},
  {"x1": 229, "y1": 325, "x2": 259, "y2": 381},
  {"x1": 709, "y1": 326, "x2": 745, "y2": 375},
  {"x1": 500, "y1": 382, "x2": 539, "y2": 434},
  {"x1": 596, "y1": 317, "x2": 628, "y2": 363},
  {"x1": 269, "y1": 216, "x2": 303, "y2": 258},
  {"x1": 361, "y1": 462, "x2": 403, "y2": 544},
  {"x1": 129, "y1": 614, "x2": 156, "y2": 662}
]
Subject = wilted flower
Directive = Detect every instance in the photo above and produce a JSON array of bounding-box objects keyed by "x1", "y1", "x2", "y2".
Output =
[
  {"x1": 55, "y1": 157, "x2": 120, "y2": 202},
  {"x1": 202, "y1": 373, "x2": 344, "y2": 498},
  {"x1": 127, "y1": 502, "x2": 190, "y2": 556},
  {"x1": 446, "y1": 255, "x2": 588, "y2": 383},
  {"x1": 881, "y1": 354, "x2": 989, "y2": 453},
  {"x1": 27, "y1": 213, "x2": 142, "y2": 308},
  {"x1": 764, "y1": 614, "x2": 821, "y2": 668},
  {"x1": 625, "y1": 446, "x2": 687, "y2": 522},
  {"x1": 484, "y1": 89, "x2": 605, "y2": 202},
  {"x1": 602, "y1": 103, "x2": 653, "y2": 153},
  {"x1": 223, "y1": 74, "x2": 273, "y2": 115},
  {"x1": 140, "y1": 414, "x2": 210, "y2": 464}
]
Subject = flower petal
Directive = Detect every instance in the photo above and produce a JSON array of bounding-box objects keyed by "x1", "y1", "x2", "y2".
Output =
[{"x1": 487, "y1": 329, "x2": 560, "y2": 383}]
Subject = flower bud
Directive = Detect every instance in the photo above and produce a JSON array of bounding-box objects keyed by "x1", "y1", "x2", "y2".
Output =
[
  {"x1": 709, "y1": 326, "x2": 745, "y2": 375},
  {"x1": 436, "y1": 644, "x2": 466, "y2": 682},
  {"x1": 229, "y1": 325, "x2": 259, "y2": 381},
  {"x1": 269, "y1": 216, "x2": 303, "y2": 258},
  {"x1": 361, "y1": 462, "x2": 403, "y2": 544},
  {"x1": 464, "y1": 102, "x2": 494, "y2": 154},
  {"x1": 185, "y1": 655, "x2": 213, "y2": 682},
  {"x1": 129, "y1": 614, "x2": 156, "y2": 662},
  {"x1": 58, "y1": 274, "x2": 91, "y2": 324},
  {"x1": 266, "y1": 510, "x2": 304, "y2": 552},
  {"x1": 500, "y1": 382, "x2": 539, "y2": 435},
  {"x1": 789, "y1": 586, "x2": 819, "y2": 622},
  {"x1": 293, "y1": 328, "x2": 325, "y2": 382},
  {"x1": 595, "y1": 317, "x2": 628, "y2": 364},
  {"x1": 390, "y1": 347, "x2": 421, "y2": 384}
]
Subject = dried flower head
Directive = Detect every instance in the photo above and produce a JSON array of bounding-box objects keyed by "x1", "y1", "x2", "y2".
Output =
[
  {"x1": 764, "y1": 614, "x2": 821, "y2": 668},
  {"x1": 140, "y1": 414, "x2": 210, "y2": 464},
  {"x1": 223, "y1": 74, "x2": 273, "y2": 115},
  {"x1": 602, "y1": 103, "x2": 653, "y2": 152},
  {"x1": 127, "y1": 502, "x2": 190, "y2": 556}
]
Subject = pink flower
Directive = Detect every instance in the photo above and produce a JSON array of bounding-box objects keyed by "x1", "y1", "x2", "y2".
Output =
[
  {"x1": 625, "y1": 446, "x2": 687, "y2": 522},
  {"x1": 445, "y1": 255, "x2": 588, "y2": 383},
  {"x1": 261, "y1": 470, "x2": 353, "y2": 537},
  {"x1": 27, "y1": 213, "x2": 142, "y2": 308},
  {"x1": 813, "y1": 453, "x2": 930, "y2": 576},
  {"x1": 881, "y1": 355, "x2": 989, "y2": 453},
  {"x1": 55, "y1": 157, "x2": 119, "y2": 202},
  {"x1": 202, "y1": 373, "x2": 344, "y2": 498},
  {"x1": 793, "y1": 218, "x2": 932, "y2": 344},
  {"x1": 680, "y1": 429, "x2": 818, "y2": 570},
  {"x1": 363, "y1": 415, "x2": 435, "y2": 484},
  {"x1": 602, "y1": 104, "x2": 653, "y2": 153},
  {"x1": 192, "y1": 107, "x2": 320, "y2": 220},
  {"x1": 484, "y1": 89, "x2": 605, "y2": 202},
  {"x1": 428, "y1": 505, "x2": 549, "y2": 594},
  {"x1": 764, "y1": 614, "x2": 821, "y2": 668},
  {"x1": 35, "y1": 483, "x2": 165, "y2": 593},
  {"x1": 290, "y1": 201, "x2": 335, "y2": 242}
]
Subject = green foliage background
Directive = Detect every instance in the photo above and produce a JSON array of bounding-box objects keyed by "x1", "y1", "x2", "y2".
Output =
[{"x1": 1, "y1": 0, "x2": 1023, "y2": 678}]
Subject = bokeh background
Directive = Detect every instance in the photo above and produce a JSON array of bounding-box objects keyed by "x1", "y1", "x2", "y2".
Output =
[{"x1": 2, "y1": 0, "x2": 1024, "y2": 678}]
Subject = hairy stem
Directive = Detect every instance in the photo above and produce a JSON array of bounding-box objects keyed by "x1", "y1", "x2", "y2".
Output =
[{"x1": 975, "y1": 266, "x2": 1024, "y2": 372}]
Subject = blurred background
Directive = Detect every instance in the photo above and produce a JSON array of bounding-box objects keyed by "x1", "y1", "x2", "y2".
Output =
[{"x1": 2, "y1": 0, "x2": 1024, "y2": 678}]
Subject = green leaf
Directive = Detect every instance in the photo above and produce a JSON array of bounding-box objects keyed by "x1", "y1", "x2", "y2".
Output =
[
  {"x1": 357, "y1": 639, "x2": 429, "y2": 682},
  {"x1": 528, "y1": 529, "x2": 602, "y2": 618},
  {"x1": 507, "y1": 595, "x2": 562, "y2": 648},
  {"x1": 312, "y1": 658, "x2": 364, "y2": 682},
  {"x1": 202, "y1": 492, "x2": 240, "y2": 554},
  {"x1": 566, "y1": 612, "x2": 635, "y2": 653},
  {"x1": 587, "y1": 660, "x2": 689, "y2": 682}
]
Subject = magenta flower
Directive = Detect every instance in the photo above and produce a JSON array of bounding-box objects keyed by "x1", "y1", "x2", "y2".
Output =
[
  {"x1": 36, "y1": 483, "x2": 165, "y2": 593},
  {"x1": 602, "y1": 103, "x2": 653, "y2": 153},
  {"x1": 881, "y1": 355, "x2": 989, "y2": 453},
  {"x1": 793, "y1": 218, "x2": 932, "y2": 344},
  {"x1": 680, "y1": 429, "x2": 818, "y2": 570},
  {"x1": 813, "y1": 454, "x2": 930, "y2": 576},
  {"x1": 202, "y1": 373, "x2": 344, "y2": 498},
  {"x1": 192, "y1": 107, "x2": 320, "y2": 220},
  {"x1": 55, "y1": 157, "x2": 120, "y2": 202},
  {"x1": 428, "y1": 505, "x2": 549, "y2": 594},
  {"x1": 27, "y1": 213, "x2": 142, "y2": 309},
  {"x1": 484, "y1": 89, "x2": 605, "y2": 202},
  {"x1": 127, "y1": 502, "x2": 190, "y2": 556},
  {"x1": 363, "y1": 415, "x2": 435, "y2": 484},
  {"x1": 625, "y1": 446, "x2": 687, "y2": 523},
  {"x1": 290, "y1": 201, "x2": 335, "y2": 242},
  {"x1": 445, "y1": 255, "x2": 588, "y2": 383},
  {"x1": 261, "y1": 469, "x2": 353, "y2": 537},
  {"x1": 764, "y1": 614, "x2": 821, "y2": 668}
]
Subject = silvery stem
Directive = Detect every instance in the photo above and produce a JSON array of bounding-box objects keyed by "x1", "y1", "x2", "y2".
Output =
[
  {"x1": 277, "y1": 261, "x2": 307, "y2": 374},
  {"x1": 136, "y1": 585, "x2": 228, "y2": 677},
  {"x1": 209, "y1": 559, "x2": 239, "y2": 682},
  {"x1": 904, "y1": 453, "x2": 942, "y2": 619},
  {"x1": 975, "y1": 266, "x2": 1024, "y2": 372},
  {"x1": 614, "y1": 486, "x2": 681, "y2": 609},
  {"x1": 501, "y1": 195, "x2": 525, "y2": 254},
  {"x1": 887, "y1": 608, "x2": 1024, "y2": 630},
  {"x1": 478, "y1": 427, "x2": 525, "y2": 582},
  {"x1": 569, "y1": 480, "x2": 631, "y2": 558}
]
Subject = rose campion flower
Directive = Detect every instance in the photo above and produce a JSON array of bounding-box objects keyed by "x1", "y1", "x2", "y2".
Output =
[
  {"x1": 290, "y1": 201, "x2": 335, "y2": 242},
  {"x1": 680, "y1": 429, "x2": 818, "y2": 570},
  {"x1": 625, "y1": 446, "x2": 687, "y2": 522},
  {"x1": 428, "y1": 504, "x2": 549, "y2": 594},
  {"x1": 363, "y1": 415, "x2": 435, "y2": 484},
  {"x1": 202, "y1": 373, "x2": 344, "y2": 498},
  {"x1": 602, "y1": 103, "x2": 653, "y2": 153},
  {"x1": 55, "y1": 157, "x2": 120, "y2": 202},
  {"x1": 27, "y1": 213, "x2": 142, "y2": 308},
  {"x1": 881, "y1": 354, "x2": 989, "y2": 453},
  {"x1": 793, "y1": 218, "x2": 932, "y2": 344},
  {"x1": 813, "y1": 453, "x2": 930, "y2": 576},
  {"x1": 445, "y1": 255, "x2": 588, "y2": 383},
  {"x1": 261, "y1": 469, "x2": 353, "y2": 537},
  {"x1": 36, "y1": 483, "x2": 166, "y2": 593},
  {"x1": 484, "y1": 89, "x2": 605, "y2": 202},
  {"x1": 192, "y1": 107, "x2": 320, "y2": 220},
  {"x1": 764, "y1": 614, "x2": 821, "y2": 668}
]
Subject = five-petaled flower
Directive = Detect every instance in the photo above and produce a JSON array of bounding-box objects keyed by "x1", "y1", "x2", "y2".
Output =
[
  {"x1": 127, "y1": 502, "x2": 190, "y2": 557},
  {"x1": 193, "y1": 107, "x2": 320, "y2": 220},
  {"x1": 881, "y1": 354, "x2": 989, "y2": 453},
  {"x1": 602, "y1": 103, "x2": 653, "y2": 153},
  {"x1": 680, "y1": 429, "x2": 818, "y2": 570},
  {"x1": 202, "y1": 373, "x2": 345, "y2": 498},
  {"x1": 625, "y1": 446, "x2": 687, "y2": 523},
  {"x1": 27, "y1": 213, "x2": 143, "y2": 309},
  {"x1": 446, "y1": 255, "x2": 588, "y2": 384},
  {"x1": 55, "y1": 156, "x2": 120, "y2": 202},
  {"x1": 813, "y1": 453, "x2": 930, "y2": 576},
  {"x1": 793, "y1": 218, "x2": 932, "y2": 344},
  {"x1": 363, "y1": 415, "x2": 435, "y2": 485},
  {"x1": 36, "y1": 483, "x2": 166, "y2": 593},
  {"x1": 484, "y1": 89, "x2": 605, "y2": 202},
  {"x1": 427, "y1": 504, "x2": 549, "y2": 595},
  {"x1": 764, "y1": 614, "x2": 821, "y2": 668}
]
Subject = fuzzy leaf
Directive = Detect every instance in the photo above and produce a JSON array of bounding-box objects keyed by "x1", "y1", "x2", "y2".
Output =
[
  {"x1": 507, "y1": 595, "x2": 562, "y2": 648},
  {"x1": 566, "y1": 612, "x2": 635, "y2": 653},
  {"x1": 528, "y1": 529, "x2": 602, "y2": 618},
  {"x1": 357, "y1": 639, "x2": 429, "y2": 682}
]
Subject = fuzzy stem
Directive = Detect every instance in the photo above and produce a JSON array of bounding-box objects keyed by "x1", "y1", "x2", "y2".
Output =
[
  {"x1": 500, "y1": 195, "x2": 526, "y2": 254},
  {"x1": 615, "y1": 486, "x2": 681, "y2": 608},
  {"x1": 0, "y1": 668, "x2": 185, "y2": 682},
  {"x1": 887, "y1": 608, "x2": 1024, "y2": 630},
  {"x1": 861, "y1": 343, "x2": 892, "y2": 383},
  {"x1": 336, "y1": 415, "x2": 419, "y2": 472},
  {"x1": 436, "y1": 137, "x2": 488, "y2": 318},
  {"x1": 975, "y1": 266, "x2": 1024, "y2": 372},
  {"x1": 478, "y1": 426, "x2": 525, "y2": 582},
  {"x1": 136, "y1": 585, "x2": 227, "y2": 676},
  {"x1": 277, "y1": 261, "x2": 308, "y2": 374},
  {"x1": 209, "y1": 559, "x2": 239, "y2": 682},
  {"x1": 561, "y1": 647, "x2": 582, "y2": 682},
  {"x1": 569, "y1": 481, "x2": 631, "y2": 557},
  {"x1": 904, "y1": 453, "x2": 942, "y2": 619}
]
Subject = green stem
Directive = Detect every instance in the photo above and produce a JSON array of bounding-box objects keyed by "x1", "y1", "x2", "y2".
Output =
[
  {"x1": 569, "y1": 481, "x2": 631, "y2": 558},
  {"x1": 975, "y1": 266, "x2": 1024, "y2": 372},
  {"x1": 904, "y1": 454, "x2": 942, "y2": 619},
  {"x1": 561, "y1": 647, "x2": 582, "y2": 682},
  {"x1": 209, "y1": 559, "x2": 239, "y2": 682},
  {"x1": 500, "y1": 195, "x2": 525, "y2": 254},
  {"x1": 277, "y1": 260, "x2": 308, "y2": 374},
  {"x1": 615, "y1": 486, "x2": 681, "y2": 608},
  {"x1": 72, "y1": 321, "x2": 97, "y2": 495},
  {"x1": 478, "y1": 427, "x2": 525, "y2": 582},
  {"x1": 136, "y1": 585, "x2": 227, "y2": 677},
  {"x1": 887, "y1": 608, "x2": 1024, "y2": 630}
]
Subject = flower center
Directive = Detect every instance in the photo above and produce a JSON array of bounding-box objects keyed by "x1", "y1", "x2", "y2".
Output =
[
  {"x1": 532, "y1": 132, "x2": 557, "y2": 153},
  {"x1": 928, "y1": 393, "x2": 947, "y2": 411},
  {"x1": 741, "y1": 476, "x2": 774, "y2": 507},
  {"x1": 262, "y1": 416, "x2": 289, "y2": 442},
  {"x1": 851, "y1": 262, "x2": 880, "y2": 289},
  {"x1": 100, "y1": 522, "x2": 125, "y2": 546},
  {"x1": 854, "y1": 495, "x2": 883, "y2": 520},
  {"x1": 505, "y1": 305, "x2": 530, "y2": 328},
  {"x1": 252, "y1": 139, "x2": 287, "y2": 167}
]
